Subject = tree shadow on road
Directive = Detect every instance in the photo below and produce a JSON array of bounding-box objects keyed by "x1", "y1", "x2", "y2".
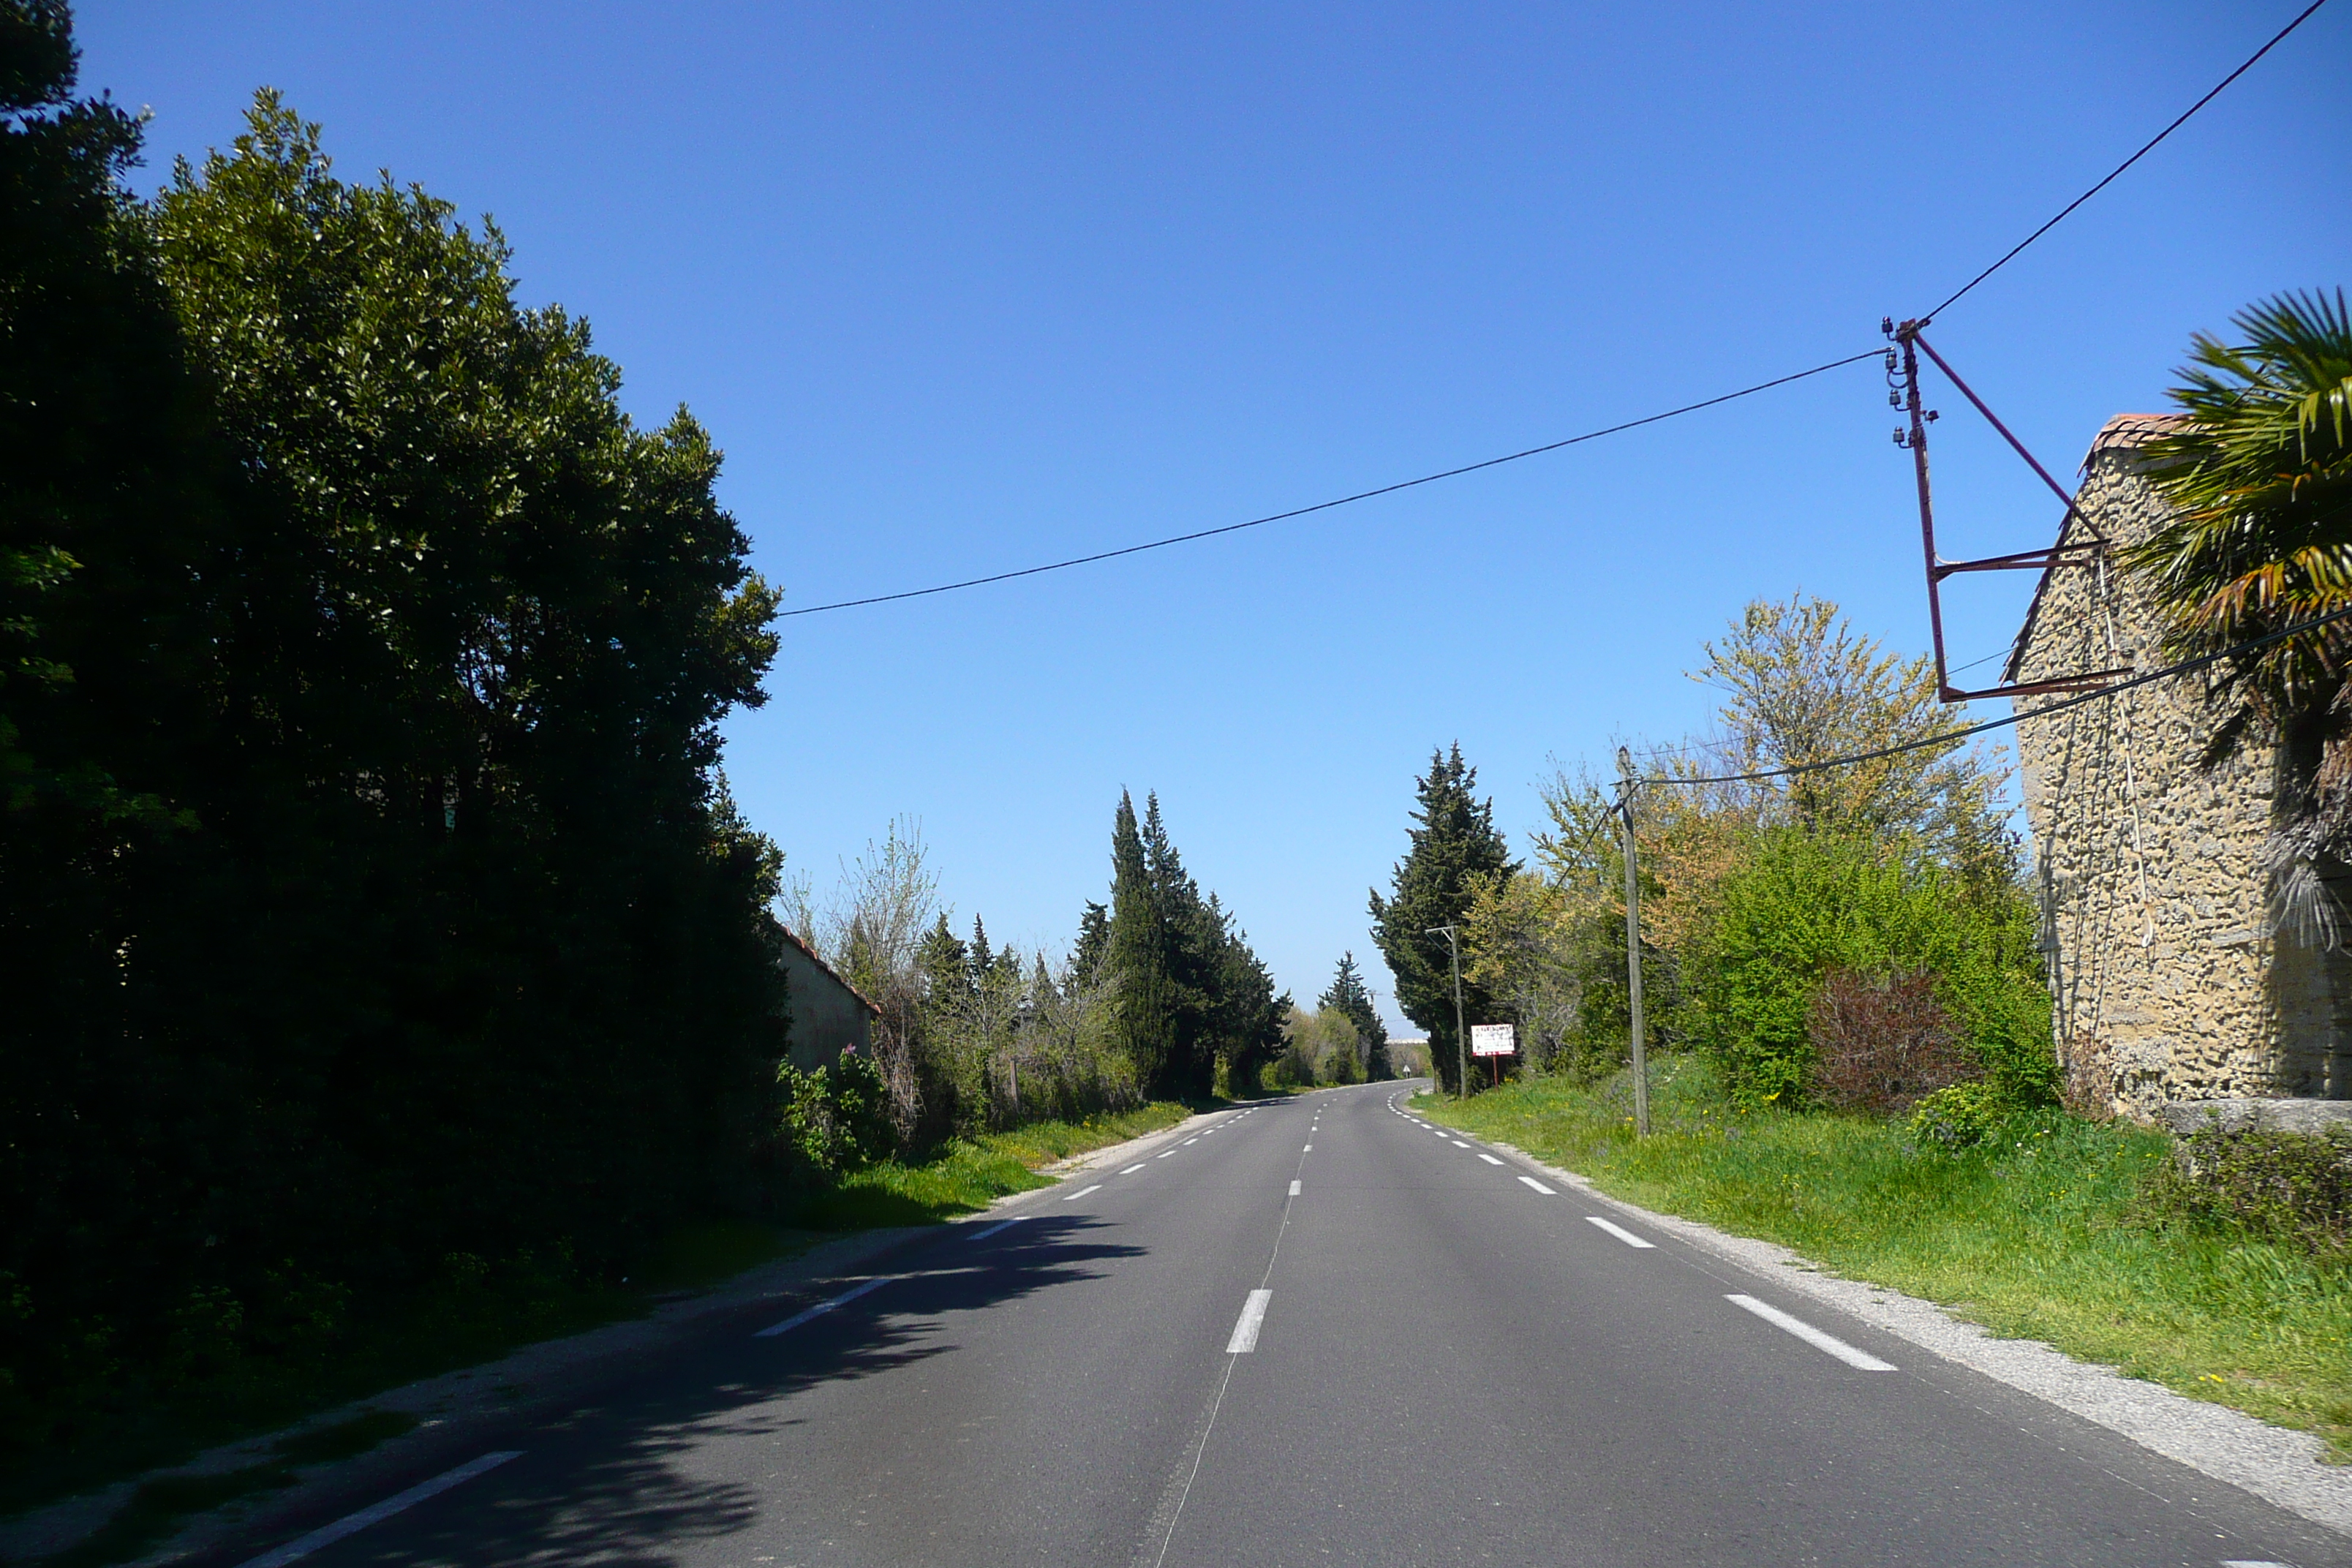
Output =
[{"x1": 333, "y1": 1215, "x2": 1142, "y2": 1567}]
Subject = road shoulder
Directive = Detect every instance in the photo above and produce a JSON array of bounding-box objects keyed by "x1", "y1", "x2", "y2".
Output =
[{"x1": 1480, "y1": 1134, "x2": 2352, "y2": 1539}]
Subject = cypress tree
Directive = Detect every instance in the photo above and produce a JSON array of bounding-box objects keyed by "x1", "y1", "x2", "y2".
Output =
[
  {"x1": 1320, "y1": 952, "x2": 1390, "y2": 1081},
  {"x1": 1107, "y1": 790, "x2": 1175, "y2": 1091},
  {"x1": 1370, "y1": 745, "x2": 1517, "y2": 1093}
]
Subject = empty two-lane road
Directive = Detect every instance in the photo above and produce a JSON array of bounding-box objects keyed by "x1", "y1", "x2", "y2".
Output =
[{"x1": 227, "y1": 1085, "x2": 2347, "y2": 1567}]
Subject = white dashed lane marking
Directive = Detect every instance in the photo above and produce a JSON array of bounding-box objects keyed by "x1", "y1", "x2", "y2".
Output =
[
  {"x1": 1062, "y1": 1183, "x2": 1104, "y2": 1202},
  {"x1": 232, "y1": 1451, "x2": 523, "y2": 1568},
  {"x1": 755, "y1": 1274, "x2": 900, "y2": 1338},
  {"x1": 1477, "y1": 1153, "x2": 1504, "y2": 1166},
  {"x1": 1725, "y1": 1294, "x2": 1896, "y2": 1371},
  {"x1": 1226, "y1": 1289, "x2": 1273, "y2": 1353},
  {"x1": 1517, "y1": 1175, "x2": 1556, "y2": 1195},
  {"x1": 1585, "y1": 1215, "x2": 1656, "y2": 1248},
  {"x1": 1288, "y1": 1179, "x2": 1302, "y2": 1196},
  {"x1": 968, "y1": 1215, "x2": 1029, "y2": 1243}
]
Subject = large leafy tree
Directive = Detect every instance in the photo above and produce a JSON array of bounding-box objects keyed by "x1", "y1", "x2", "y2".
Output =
[
  {"x1": 3, "y1": 66, "x2": 789, "y2": 1482},
  {"x1": 2122, "y1": 290, "x2": 2352, "y2": 941},
  {"x1": 1371, "y1": 745, "x2": 1516, "y2": 1092}
]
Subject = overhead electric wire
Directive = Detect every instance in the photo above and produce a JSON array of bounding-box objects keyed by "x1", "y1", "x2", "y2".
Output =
[
  {"x1": 781, "y1": 3, "x2": 2326, "y2": 619},
  {"x1": 777, "y1": 349, "x2": 1884, "y2": 617},
  {"x1": 1917, "y1": 0, "x2": 2332, "y2": 324},
  {"x1": 1644, "y1": 604, "x2": 2352, "y2": 789}
]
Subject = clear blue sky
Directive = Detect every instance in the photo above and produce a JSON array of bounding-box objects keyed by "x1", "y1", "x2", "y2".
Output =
[{"x1": 83, "y1": 2, "x2": 2350, "y2": 1029}]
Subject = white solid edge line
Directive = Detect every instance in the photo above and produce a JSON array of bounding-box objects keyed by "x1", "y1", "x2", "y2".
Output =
[
  {"x1": 1585, "y1": 1215, "x2": 1657, "y2": 1248},
  {"x1": 969, "y1": 1214, "x2": 1030, "y2": 1242},
  {"x1": 754, "y1": 1273, "x2": 900, "y2": 1337},
  {"x1": 1062, "y1": 1183, "x2": 1104, "y2": 1202},
  {"x1": 1725, "y1": 1294, "x2": 1896, "y2": 1371},
  {"x1": 1119, "y1": 1163, "x2": 1146, "y2": 1175},
  {"x1": 1477, "y1": 1153, "x2": 1504, "y2": 1166},
  {"x1": 232, "y1": 1450, "x2": 522, "y2": 1568},
  {"x1": 1517, "y1": 1175, "x2": 1556, "y2": 1195},
  {"x1": 1288, "y1": 1179, "x2": 1301, "y2": 1196},
  {"x1": 1226, "y1": 1289, "x2": 1273, "y2": 1353}
]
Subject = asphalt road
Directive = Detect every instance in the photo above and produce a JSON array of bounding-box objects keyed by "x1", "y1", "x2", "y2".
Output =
[{"x1": 230, "y1": 1082, "x2": 2349, "y2": 1567}]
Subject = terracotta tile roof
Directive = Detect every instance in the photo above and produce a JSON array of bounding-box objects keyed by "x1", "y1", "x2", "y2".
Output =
[
  {"x1": 2084, "y1": 412, "x2": 2187, "y2": 464},
  {"x1": 2005, "y1": 413, "x2": 2187, "y2": 684}
]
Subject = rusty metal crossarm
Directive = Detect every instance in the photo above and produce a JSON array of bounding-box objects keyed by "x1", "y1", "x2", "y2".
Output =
[
  {"x1": 1941, "y1": 666, "x2": 2134, "y2": 704},
  {"x1": 1901, "y1": 325, "x2": 2108, "y2": 545},
  {"x1": 1931, "y1": 542, "x2": 2106, "y2": 578}
]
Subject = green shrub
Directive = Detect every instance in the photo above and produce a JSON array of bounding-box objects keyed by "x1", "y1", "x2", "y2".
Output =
[
  {"x1": 2144, "y1": 1124, "x2": 2352, "y2": 1260},
  {"x1": 1907, "y1": 1081, "x2": 2013, "y2": 1150},
  {"x1": 1681, "y1": 829, "x2": 2054, "y2": 1111},
  {"x1": 778, "y1": 1048, "x2": 897, "y2": 1178}
]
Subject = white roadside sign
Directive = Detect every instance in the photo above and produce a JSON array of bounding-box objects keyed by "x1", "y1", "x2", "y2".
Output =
[{"x1": 1469, "y1": 1023, "x2": 1517, "y2": 1058}]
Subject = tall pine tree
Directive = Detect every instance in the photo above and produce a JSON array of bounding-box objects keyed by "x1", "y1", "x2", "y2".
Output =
[
  {"x1": 1320, "y1": 952, "x2": 1389, "y2": 1082},
  {"x1": 1107, "y1": 790, "x2": 1175, "y2": 1092},
  {"x1": 1370, "y1": 745, "x2": 1516, "y2": 1093}
]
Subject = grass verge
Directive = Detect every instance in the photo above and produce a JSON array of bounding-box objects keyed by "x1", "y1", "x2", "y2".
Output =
[
  {"x1": 1420, "y1": 1058, "x2": 2352, "y2": 1461},
  {"x1": 791, "y1": 1101, "x2": 1198, "y2": 1229}
]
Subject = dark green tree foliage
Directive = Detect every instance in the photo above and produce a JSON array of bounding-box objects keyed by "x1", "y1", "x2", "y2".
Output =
[
  {"x1": 1, "y1": 65, "x2": 787, "y2": 1467},
  {"x1": 1321, "y1": 952, "x2": 1390, "y2": 1081},
  {"x1": 1371, "y1": 745, "x2": 1518, "y2": 1092},
  {"x1": 1108, "y1": 791, "x2": 1177, "y2": 1088},
  {"x1": 1102, "y1": 791, "x2": 1284, "y2": 1098}
]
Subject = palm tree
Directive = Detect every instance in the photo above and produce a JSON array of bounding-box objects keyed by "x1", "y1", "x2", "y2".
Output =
[{"x1": 2125, "y1": 289, "x2": 2352, "y2": 940}]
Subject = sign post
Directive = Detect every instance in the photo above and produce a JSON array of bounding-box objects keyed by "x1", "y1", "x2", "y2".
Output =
[
  {"x1": 1470, "y1": 1023, "x2": 1515, "y2": 1088},
  {"x1": 1617, "y1": 747, "x2": 1651, "y2": 1137}
]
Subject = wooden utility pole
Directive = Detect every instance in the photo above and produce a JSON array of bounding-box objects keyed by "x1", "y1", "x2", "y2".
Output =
[
  {"x1": 1427, "y1": 924, "x2": 1466, "y2": 1099},
  {"x1": 1616, "y1": 747, "x2": 1651, "y2": 1137}
]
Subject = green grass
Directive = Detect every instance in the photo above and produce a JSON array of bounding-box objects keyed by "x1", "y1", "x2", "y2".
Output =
[
  {"x1": 1421, "y1": 1058, "x2": 2352, "y2": 1461},
  {"x1": 792, "y1": 1101, "x2": 1197, "y2": 1229}
]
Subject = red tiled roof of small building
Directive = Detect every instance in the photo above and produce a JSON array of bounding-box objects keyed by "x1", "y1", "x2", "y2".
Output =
[{"x1": 2084, "y1": 412, "x2": 2187, "y2": 465}]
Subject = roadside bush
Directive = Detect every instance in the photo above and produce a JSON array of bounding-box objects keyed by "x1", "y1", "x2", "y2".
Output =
[
  {"x1": 779, "y1": 1048, "x2": 897, "y2": 1180},
  {"x1": 1907, "y1": 1080, "x2": 2013, "y2": 1150},
  {"x1": 1805, "y1": 968, "x2": 1975, "y2": 1115},
  {"x1": 2144, "y1": 1124, "x2": 2352, "y2": 1261},
  {"x1": 1681, "y1": 829, "x2": 2054, "y2": 1111}
]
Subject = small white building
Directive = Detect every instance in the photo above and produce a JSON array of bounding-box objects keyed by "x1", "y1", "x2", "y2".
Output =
[{"x1": 779, "y1": 927, "x2": 880, "y2": 1074}]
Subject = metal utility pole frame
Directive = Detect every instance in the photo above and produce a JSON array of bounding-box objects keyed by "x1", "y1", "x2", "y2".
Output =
[
  {"x1": 1884, "y1": 317, "x2": 2130, "y2": 704},
  {"x1": 1616, "y1": 748, "x2": 1650, "y2": 1137},
  {"x1": 1427, "y1": 924, "x2": 1466, "y2": 1099}
]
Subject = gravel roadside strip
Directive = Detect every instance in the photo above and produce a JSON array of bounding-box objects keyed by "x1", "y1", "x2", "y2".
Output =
[{"x1": 1484, "y1": 1137, "x2": 2352, "y2": 1539}]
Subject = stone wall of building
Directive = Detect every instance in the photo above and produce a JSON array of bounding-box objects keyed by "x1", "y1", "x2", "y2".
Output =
[{"x1": 2010, "y1": 418, "x2": 2352, "y2": 1117}]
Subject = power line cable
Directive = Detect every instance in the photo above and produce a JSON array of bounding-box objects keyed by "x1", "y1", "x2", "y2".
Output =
[
  {"x1": 782, "y1": 4, "x2": 2328, "y2": 619},
  {"x1": 777, "y1": 349, "x2": 1883, "y2": 617},
  {"x1": 1646, "y1": 604, "x2": 2352, "y2": 788},
  {"x1": 1918, "y1": 0, "x2": 2332, "y2": 324}
]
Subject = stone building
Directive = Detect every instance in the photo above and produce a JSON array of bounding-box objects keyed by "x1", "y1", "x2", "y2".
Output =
[{"x1": 2008, "y1": 412, "x2": 2352, "y2": 1126}]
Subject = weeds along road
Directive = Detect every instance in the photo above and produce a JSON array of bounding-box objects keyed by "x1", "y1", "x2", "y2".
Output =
[{"x1": 216, "y1": 1084, "x2": 2348, "y2": 1568}]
